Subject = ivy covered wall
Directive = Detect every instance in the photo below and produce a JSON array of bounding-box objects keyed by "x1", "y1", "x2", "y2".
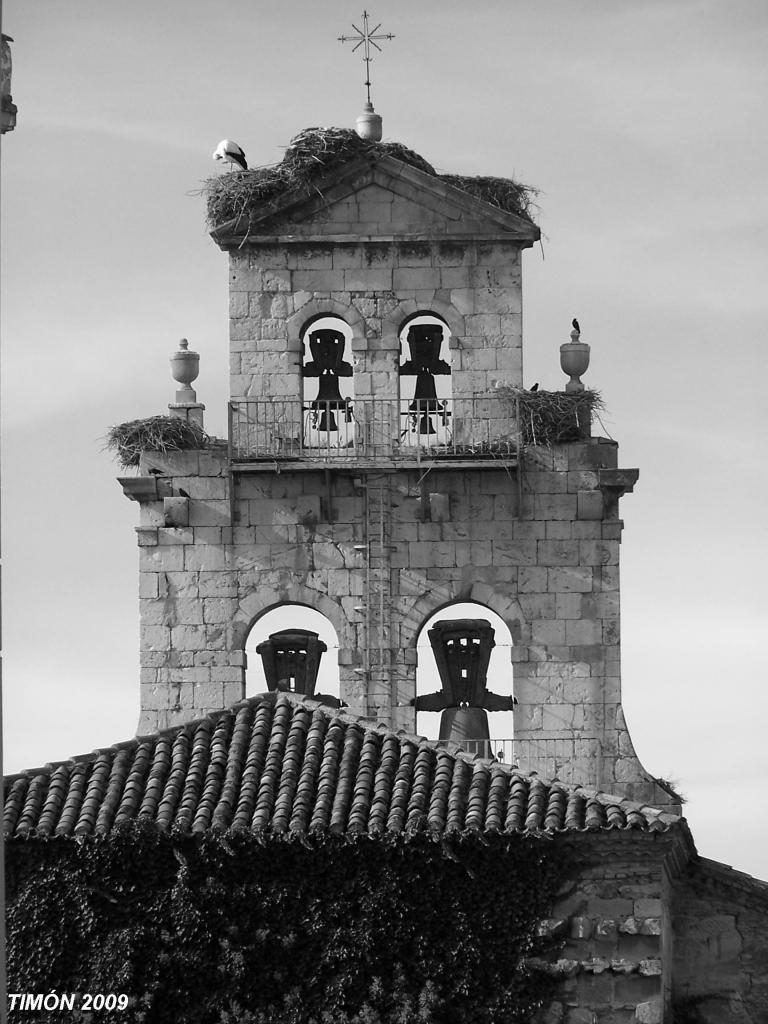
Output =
[{"x1": 7, "y1": 823, "x2": 566, "y2": 1024}]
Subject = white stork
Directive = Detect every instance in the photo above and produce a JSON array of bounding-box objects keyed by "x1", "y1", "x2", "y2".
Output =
[{"x1": 213, "y1": 139, "x2": 248, "y2": 171}]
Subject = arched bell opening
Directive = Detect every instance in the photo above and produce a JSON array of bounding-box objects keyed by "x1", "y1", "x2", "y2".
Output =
[
  {"x1": 414, "y1": 602, "x2": 515, "y2": 759},
  {"x1": 398, "y1": 313, "x2": 453, "y2": 449},
  {"x1": 245, "y1": 604, "x2": 341, "y2": 708},
  {"x1": 301, "y1": 315, "x2": 354, "y2": 451}
]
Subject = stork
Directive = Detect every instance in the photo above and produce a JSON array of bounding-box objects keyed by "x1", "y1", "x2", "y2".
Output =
[{"x1": 213, "y1": 139, "x2": 247, "y2": 171}]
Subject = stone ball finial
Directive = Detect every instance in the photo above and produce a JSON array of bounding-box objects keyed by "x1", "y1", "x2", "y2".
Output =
[
  {"x1": 170, "y1": 338, "x2": 200, "y2": 393},
  {"x1": 356, "y1": 101, "x2": 383, "y2": 141}
]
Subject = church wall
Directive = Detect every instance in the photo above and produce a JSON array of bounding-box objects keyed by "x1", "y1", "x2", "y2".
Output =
[
  {"x1": 132, "y1": 433, "x2": 664, "y2": 803},
  {"x1": 671, "y1": 863, "x2": 768, "y2": 1023},
  {"x1": 537, "y1": 850, "x2": 668, "y2": 1023}
]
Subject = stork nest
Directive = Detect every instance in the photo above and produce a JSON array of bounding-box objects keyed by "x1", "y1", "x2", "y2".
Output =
[
  {"x1": 495, "y1": 386, "x2": 604, "y2": 447},
  {"x1": 106, "y1": 415, "x2": 209, "y2": 468},
  {"x1": 204, "y1": 127, "x2": 538, "y2": 229}
]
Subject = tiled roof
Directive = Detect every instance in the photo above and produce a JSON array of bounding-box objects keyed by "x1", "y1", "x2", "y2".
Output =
[{"x1": 3, "y1": 694, "x2": 681, "y2": 840}]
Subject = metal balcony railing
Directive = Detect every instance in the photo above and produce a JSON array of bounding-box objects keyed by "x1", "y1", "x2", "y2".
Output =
[{"x1": 228, "y1": 396, "x2": 520, "y2": 463}]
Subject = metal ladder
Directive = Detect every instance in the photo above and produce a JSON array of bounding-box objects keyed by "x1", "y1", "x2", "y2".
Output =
[{"x1": 363, "y1": 476, "x2": 394, "y2": 720}]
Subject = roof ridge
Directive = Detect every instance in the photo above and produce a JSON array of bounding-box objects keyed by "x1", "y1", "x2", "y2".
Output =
[{"x1": 4, "y1": 692, "x2": 681, "y2": 825}]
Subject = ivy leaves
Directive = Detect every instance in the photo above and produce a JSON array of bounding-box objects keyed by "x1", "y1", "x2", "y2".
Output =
[{"x1": 7, "y1": 826, "x2": 564, "y2": 1024}]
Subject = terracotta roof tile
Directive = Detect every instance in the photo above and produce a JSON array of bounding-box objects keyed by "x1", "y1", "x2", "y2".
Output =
[{"x1": 3, "y1": 694, "x2": 682, "y2": 840}]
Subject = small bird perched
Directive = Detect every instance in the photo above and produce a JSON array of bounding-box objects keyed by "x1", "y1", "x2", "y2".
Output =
[
  {"x1": 529, "y1": 383, "x2": 539, "y2": 392},
  {"x1": 572, "y1": 318, "x2": 581, "y2": 334},
  {"x1": 213, "y1": 139, "x2": 247, "y2": 171}
]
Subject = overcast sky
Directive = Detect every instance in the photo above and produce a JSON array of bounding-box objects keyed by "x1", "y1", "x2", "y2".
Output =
[{"x1": 2, "y1": 1, "x2": 767, "y2": 879}]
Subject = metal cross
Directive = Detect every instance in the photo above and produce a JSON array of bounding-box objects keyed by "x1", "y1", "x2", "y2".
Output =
[{"x1": 338, "y1": 11, "x2": 394, "y2": 105}]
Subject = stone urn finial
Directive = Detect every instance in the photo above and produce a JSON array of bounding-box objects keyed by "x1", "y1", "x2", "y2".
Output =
[
  {"x1": 168, "y1": 338, "x2": 205, "y2": 427},
  {"x1": 560, "y1": 320, "x2": 590, "y2": 394},
  {"x1": 170, "y1": 338, "x2": 200, "y2": 400}
]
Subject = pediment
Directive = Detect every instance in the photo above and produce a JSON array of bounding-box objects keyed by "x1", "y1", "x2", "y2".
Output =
[{"x1": 211, "y1": 153, "x2": 540, "y2": 245}]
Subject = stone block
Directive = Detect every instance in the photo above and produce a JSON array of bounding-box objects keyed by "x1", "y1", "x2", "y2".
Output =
[
  {"x1": 548, "y1": 567, "x2": 593, "y2": 593},
  {"x1": 185, "y1": 545, "x2": 229, "y2": 572},
  {"x1": 469, "y1": 541, "x2": 493, "y2": 566},
  {"x1": 634, "y1": 899, "x2": 662, "y2": 918},
  {"x1": 556, "y1": 593, "x2": 582, "y2": 620},
  {"x1": 579, "y1": 540, "x2": 618, "y2": 566},
  {"x1": 332, "y1": 247, "x2": 363, "y2": 269},
  {"x1": 140, "y1": 624, "x2": 172, "y2": 650},
  {"x1": 193, "y1": 681, "x2": 224, "y2": 708},
  {"x1": 595, "y1": 918, "x2": 618, "y2": 941},
  {"x1": 525, "y1": 471, "x2": 568, "y2": 494},
  {"x1": 588, "y1": 899, "x2": 635, "y2": 921},
  {"x1": 139, "y1": 573, "x2": 160, "y2": 599},
  {"x1": 572, "y1": 521, "x2": 603, "y2": 539},
  {"x1": 519, "y1": 593, "x2": 556, "y2": 620},
  {"x1": 639, "y1": 918, "x2": 662, "y2": 936},
  {"x1": 566, "y1": 619, "x2": 603, "y2": 645},
  {"x1": 638, "y1": 959, "x2": 662, "y2": 976},
  {"x1": 393, "y1": 267, "x2": 441, "y2": 290},
  {"x1": 580, "y1": 957, "x2": 610, "y2": 974},
  {"x1": 538, "y1": 540, "x2": 580, "y2": 566},
  {"x1": 570, "y1": 916, "x2": 593, "y2": 940},
  {"x1": 429, "y1": 492, "x2": 450, "y2": 522},
  {"x1": 538, "y1": 1001, "x2": 565, "y2": 1024},
  {"x1": 262, "y1": 268, "x2": 292, "y2": 290},
  {"x1": 577, "y1": 490, "x2": 604, "y2": 521},
  {"x1": 291, "y1": 269, "x2": 346, "y2": 292},
  {"x1": 634, "y1": 1000, "x2": 661, "y2": 1023},
  {"x1": 610, "y1": 959, "x2": 637, "y2": 974},
  {"x1": 566, "y1": 1011, "x2": 596, "y2": 1024},
  {"x1": 532, "y1": 620, "x2": 566, "y2": 645},
  {"x1": 545, "y1": 521, "x2": 572, "y2": 540},
  {"x1": 344, "y1": 268, "x2": 393, "y2": 291},
  {"x1": 537, "y1": 918, "x2": 569, "y2": 939},
  {"x1": 492, "y1": 539, "x2": 537, "y2": 565},
  {"x1": 518, "y1": 566, "x2": 548, "y2": 592},
  {"x1": 567, "y1": 470, "x2": 600, "y2": 492},
  {"x1": 535, "y1": 493, "x2": 578, "y2": 521},
  {"x1": 203, "y1": 598, "x2": 238, "y2": 624},
  {"x1": 162, "y1": 495, "x2": 189, "y2": 528}
]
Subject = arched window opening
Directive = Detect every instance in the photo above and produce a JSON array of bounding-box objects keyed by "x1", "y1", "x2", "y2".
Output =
[
  {"x1": 245, "y1": 605, "x2": 341, "y2": 707},
  {"x1": 399, "y1": 314, "x2": 452, "y2": 449},
  {"x1": 301, "y1": 316, "x2": 354, "y2": 451},
  {"x1": 414, "y1": 602, "x2": 514, "y2": 757}
]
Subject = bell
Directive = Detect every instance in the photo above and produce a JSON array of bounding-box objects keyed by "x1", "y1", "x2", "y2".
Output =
[
  {"x1": 317, "y1": 407, "x2": 337, "y2": 432},
  {"x1": 313, "y1": 374, "x2": 346, "y2": 432},
  {"x1": 428, "y1": 619, "x2": 496, "y2": 707},
  {"x1": 256, "y1": 629, "x2": 327, "y2": 696}
]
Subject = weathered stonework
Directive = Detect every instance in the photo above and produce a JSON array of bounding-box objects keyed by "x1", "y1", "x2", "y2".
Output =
[{"x1": 123, "y1": 147, "x2": 672, "y2": 807}]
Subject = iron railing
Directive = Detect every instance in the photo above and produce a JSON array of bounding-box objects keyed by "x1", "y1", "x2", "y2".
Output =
[
  {"x1": 228, "y1": 396, "x2": 520, "y2": 463},
  {"x1": 452, "y1": 737, "x2": 605, "y2": 784}
]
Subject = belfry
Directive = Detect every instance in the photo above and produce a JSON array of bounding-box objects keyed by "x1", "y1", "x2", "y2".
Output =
[{"x1": 117, "y1": 120, "x2": 671, "y2": 809}]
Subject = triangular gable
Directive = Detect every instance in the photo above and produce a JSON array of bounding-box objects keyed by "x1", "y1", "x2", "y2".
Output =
[{"x1": 211, "y1": 153, "x2": 540, "y2": 245}]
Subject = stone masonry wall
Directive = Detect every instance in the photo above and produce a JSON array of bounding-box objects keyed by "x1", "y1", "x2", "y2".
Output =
[
  {"x1": 671, "y1": 860, "x2": 768, "y2": 1023},
  {"x1": 131, "y1": 432, "x2": 667, "y2": 804},
  {"x1": 228, "y1": 237, "x2": 524, "y2": 407},
  {"x1": 534, "y1": 847, "x2": 669, "y2": 1024}
]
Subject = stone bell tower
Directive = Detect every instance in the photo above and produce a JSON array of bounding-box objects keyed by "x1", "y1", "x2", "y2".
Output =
[{"x1": 121, "y1": 126, "x2": 673, "y2": 808}]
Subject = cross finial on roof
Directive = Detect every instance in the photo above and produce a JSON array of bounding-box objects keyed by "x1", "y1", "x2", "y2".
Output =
[{"x1": 338, "y1": 11, "x2": 394, "y2": 106}]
